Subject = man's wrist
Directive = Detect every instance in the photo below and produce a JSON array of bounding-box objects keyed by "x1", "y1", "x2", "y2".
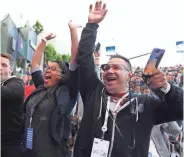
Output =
[
  {"x1": 160, "y1": 82, "x2": 171, "y2": 94},
  {"x1": 86, "y1": 23, "x2": 99, "y2": 30},
  {"x1": 69, "y1": 63, "x2": 77, "y2": 71}
]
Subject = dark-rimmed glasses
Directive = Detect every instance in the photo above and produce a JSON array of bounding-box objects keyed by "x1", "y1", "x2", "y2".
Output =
[
  {"x1": 44, "y1": 66, "x2": 61, "y2": 72},
  {"x1": 101, "y1": 64, "x2": 129, "y2": 72}
]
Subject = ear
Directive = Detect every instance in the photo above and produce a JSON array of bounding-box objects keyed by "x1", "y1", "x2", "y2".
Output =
[
  {"x1": 128, "y1": 72, "x2": 132, "y2": 78},
  {"x1": 9, "y1": 67, "x2": 13, "y2": 75}
]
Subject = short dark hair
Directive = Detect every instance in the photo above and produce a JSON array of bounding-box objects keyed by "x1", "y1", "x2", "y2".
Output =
[
  {"x1": 54, "y1": 60, "x2": 70, "y2": 85},
  {"x1": 109, "y1": 54, "x2": 132, "y2": 71},
  {"x1": 1, "y1": 53, "x2": 14, "y2": 67}
]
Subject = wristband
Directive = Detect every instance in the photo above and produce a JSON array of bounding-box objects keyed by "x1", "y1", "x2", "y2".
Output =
[
  {"x1": 160, "y1": 82, "x2": 171, "y2": 94},
  {"x1": 69, "y1": 63, "x2": 77, "y2": 71},
  {"x1": 41, "y1": 38, "x2": 47, "y2": 43}
]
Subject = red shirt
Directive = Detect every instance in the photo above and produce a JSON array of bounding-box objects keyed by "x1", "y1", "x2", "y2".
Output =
[{"x1": 24, "y1": 85, "x2": 35, "y2": 100}]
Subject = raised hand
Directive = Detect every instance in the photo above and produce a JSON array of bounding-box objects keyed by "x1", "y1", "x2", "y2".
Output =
[
  {"x1": 45, "y1": 33, "x2": 56, "y2": 40},
  {"x1": 88, "y1": 1, "x2": 108, "y2": 24},
  {"x1": 68, "y1": 20, "x2": 82, "y2": 29}
]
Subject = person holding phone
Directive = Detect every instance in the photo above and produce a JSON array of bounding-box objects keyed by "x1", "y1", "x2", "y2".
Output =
[{"x1": 73, "y1": 1, "x2": 183, "y2": 157}]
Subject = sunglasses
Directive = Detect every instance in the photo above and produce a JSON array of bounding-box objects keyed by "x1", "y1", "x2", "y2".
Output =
[
  {"x1": 101, "y1": 64, "x2": 129, "y2": 72},
  {"x1": 44, "y1": 66, "x2": 61, "y2": 72}
]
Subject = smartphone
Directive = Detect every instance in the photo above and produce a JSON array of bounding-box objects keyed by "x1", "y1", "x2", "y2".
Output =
[
  {"x1": 94, "y1": 42, "x2": 101, "y2": 57},
  {"x1": 143, "y1": 48, "x2": 165, "y2": 75}
]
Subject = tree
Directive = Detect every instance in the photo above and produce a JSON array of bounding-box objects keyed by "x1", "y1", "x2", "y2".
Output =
[
  {"x1": 33, "y1": 20, "x2": 44, "y2": 34},
  {"x1": 62, "y1": 54, "x2": 71, "y2": 63},
  {"x1": 56, "y1": 53, "x2": 63, "y2": 61},
  {"x1": 16, "y1": 59, "x2": 24, "y2": 68},
  {"x1": 44, "y1": 44, "x2": 57, "y2": 63},
  {"x1": 44, "y1": 44, "x2": 71, "y2": 64}
]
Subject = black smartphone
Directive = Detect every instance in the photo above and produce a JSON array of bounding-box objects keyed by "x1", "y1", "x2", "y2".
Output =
[{"x1": 94, "y1": 42, "x2": 101, "y2": 57}]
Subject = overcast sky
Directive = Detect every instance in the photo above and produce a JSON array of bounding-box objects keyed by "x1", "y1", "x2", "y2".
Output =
[{"x1": 1, "y1": 0, "x2": 184, "y2": 67}]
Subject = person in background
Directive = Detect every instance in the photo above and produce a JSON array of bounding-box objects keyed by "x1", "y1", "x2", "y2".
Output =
[
  {"x1": 27, "y1": 75, "x2": 34, "y2": 85},
  {"x1": 1, "y1": 53, "x2": 24, "y2": 157},
  {"x1": 134, "y1": 85, "x2": 141, "y2": 95},
  {"x1": 67, "y1": 20, "x2": 82, "y2": 155},
  {"x1": 24, "y1": 84, "x2": 35, "y2": 100},
  {"x1": 24, "y1": 74, "x2": 35, "y2": 100},
  {"x1": 142, "y1": 87, "x2": 151, "y2": 94},
  {"x1": 149, "y1": 121, "x2": 182, "y2": 157},
  {"x1": 179, "y1": 75, "x2": 183, "y2": 88}
]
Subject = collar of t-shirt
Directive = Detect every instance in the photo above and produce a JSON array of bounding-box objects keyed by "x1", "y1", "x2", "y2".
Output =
[{"x1": 108, "y1": 92, "x2": 128, "y2": 112}]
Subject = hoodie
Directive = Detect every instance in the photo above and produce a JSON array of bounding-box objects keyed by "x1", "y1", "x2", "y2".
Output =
[{"x1": 73, "y1": 23, "x2": 183, "y2": 157}]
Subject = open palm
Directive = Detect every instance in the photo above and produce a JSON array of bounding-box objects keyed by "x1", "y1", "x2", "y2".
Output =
[{"x1": 88, "y1": 1, "x2": 108, "y2": 24}]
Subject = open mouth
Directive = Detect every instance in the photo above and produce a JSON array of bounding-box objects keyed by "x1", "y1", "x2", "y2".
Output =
[
  {"x1": 106, "y1": 77, "x2": 117, "y2": 82},
  {"x1": 44, "y1": 73, "x2": 51, "y2": 80}
]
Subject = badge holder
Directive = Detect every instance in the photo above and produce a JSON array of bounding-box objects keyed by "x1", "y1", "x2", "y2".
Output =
[
  {"x1": 26, "y1": 116, "x2": 33, "y2": 149},
  {"x1": 91, "y1": 97, "x2": 110, "y2": 157},
  {"x1": 101, "y1": 126, "x2": 107, "y2": 140},
  {"x1": 91, "y1": 127, "x2": 110, "y2": 157}
]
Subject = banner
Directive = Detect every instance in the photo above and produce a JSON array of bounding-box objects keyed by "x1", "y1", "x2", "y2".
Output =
[
  {"x1": 176, "y1": 41, "x2": 184, "y2": 53},
  {"x1": 106, "y1": 46, "x2": 116, "y2": 55}
]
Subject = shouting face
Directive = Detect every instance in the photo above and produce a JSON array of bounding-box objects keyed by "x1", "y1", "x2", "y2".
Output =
[
  {"x1": 44, "y1": 61, "x2": 62, "y2": 87},
  {"x1": 102, "y1": 58, "x2": 131, "y2": 94}
]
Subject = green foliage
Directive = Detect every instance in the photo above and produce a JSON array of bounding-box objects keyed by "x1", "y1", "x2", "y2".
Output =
[
  {"x1": 16, "y1": 59, "x2": 24, "y2": 68},
  {"x1": 44, "y1": 44, "x2": 71, "y2": 63},
  {"x1": 44, "y1": 44, "x2": 57, "y2": 63},
  {"x1": 56, "y1": 53, "x2": 63, "y2": 61},
  {"x1": 62, "y1": 54, "x2": 70, "y2": 63},
  {"x1": 33, "y1": 20, "x2": 44, "y2": 34}
]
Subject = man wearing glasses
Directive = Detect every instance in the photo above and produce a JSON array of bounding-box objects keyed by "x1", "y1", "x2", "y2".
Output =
[{"x1": 73, "y1": 1, "x2": 183, "y2": 157}]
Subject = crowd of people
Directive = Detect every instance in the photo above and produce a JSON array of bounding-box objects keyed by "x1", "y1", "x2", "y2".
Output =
[
  {"x1": 129, "y1": 65, "x2": 183, "y2": 95},
  {"x1": 1, "y1": 1, "x2": 183, "y2": 157}
]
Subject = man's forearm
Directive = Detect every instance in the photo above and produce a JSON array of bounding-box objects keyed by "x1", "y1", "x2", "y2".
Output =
[
  {"x1": 77, "y1": 23, "x2": 99, "y2": 61},
  {"x1": 75, "y1": 23, "x2": 99, "y2": 97}
]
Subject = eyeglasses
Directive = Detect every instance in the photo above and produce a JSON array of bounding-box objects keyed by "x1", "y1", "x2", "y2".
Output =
[
  {"x1": 44, "y1": 66, "x2": 61, "y2": 72},
  {"x1": 101, "y1": 64, "x2": 129, "y2": 72}
]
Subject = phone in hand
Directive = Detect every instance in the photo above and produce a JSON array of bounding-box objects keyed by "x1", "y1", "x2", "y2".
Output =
[
  {"x1": 143, "y1": 48, "x2": 165, "y2": 75},
  {"x1": 94, "y1": 42, "x2": 101, "y2": 57}
]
